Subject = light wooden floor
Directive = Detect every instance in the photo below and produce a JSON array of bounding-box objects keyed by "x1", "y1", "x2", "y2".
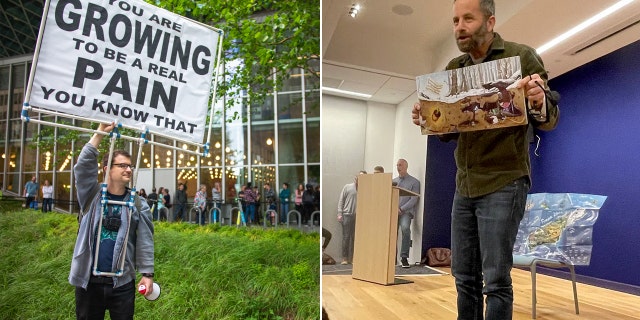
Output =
[{"x1": 322, "y1": 267, "x2": 640, "y2": 319}]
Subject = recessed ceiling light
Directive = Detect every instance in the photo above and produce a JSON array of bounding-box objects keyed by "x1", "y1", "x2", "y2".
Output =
[{"x1": 392, "y1": 4, "x2": 413, "y2": 16}]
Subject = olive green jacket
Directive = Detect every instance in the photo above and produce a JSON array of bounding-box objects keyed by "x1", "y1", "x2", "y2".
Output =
[{"x1": 442, "y1": 33, "x2": 559, "y2": 198}]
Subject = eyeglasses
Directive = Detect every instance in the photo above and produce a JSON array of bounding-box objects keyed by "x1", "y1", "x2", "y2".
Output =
[{"x1": 112, "y1": 163, "x2": 135, "y2": 170}]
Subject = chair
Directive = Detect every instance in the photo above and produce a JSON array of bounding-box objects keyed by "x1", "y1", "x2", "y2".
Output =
[
  {"x1": 512, "y1": 255, "x2": 578, "y2": 319},
  {"x1": 513, "y1": 193, "x2": 607, "y2": 319}
]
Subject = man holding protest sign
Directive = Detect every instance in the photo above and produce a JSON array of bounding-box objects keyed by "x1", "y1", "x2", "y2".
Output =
[{"x1": 70, "y1": 122, "x2": 155, "y2": 319}]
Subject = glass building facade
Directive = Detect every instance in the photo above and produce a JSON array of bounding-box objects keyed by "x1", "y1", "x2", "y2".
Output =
[{"x1": 0, "y1": 55, "x2": 320, "y2": 213}]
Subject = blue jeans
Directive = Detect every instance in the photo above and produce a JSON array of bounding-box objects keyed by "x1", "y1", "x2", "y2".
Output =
[
  {"x1": 197, "y1": 207, "x2": 206, "y2": 225},
  {"x1": 398, "y1": 212, "x2": 412, "y2": 258},
  {"x1": 280, "y1": 203, "x2": 289, "y2": 224},
  {"x1": 173, "y1": 203, "x2": 186, "y2": 221},
  {"x1": 451, "y1": 177, "x2": 529, "y2": 320},
  {"x1": 42, "y1": 198, "x2": 53, "y2": 212},
  {"x1": 246, "y1": 203, "x2": 256, "y2": 223}
]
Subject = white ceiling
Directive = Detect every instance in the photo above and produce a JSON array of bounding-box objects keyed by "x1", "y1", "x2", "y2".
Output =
[{"x1": 322, "y1": 0, "x2": 640, "y2": 104}]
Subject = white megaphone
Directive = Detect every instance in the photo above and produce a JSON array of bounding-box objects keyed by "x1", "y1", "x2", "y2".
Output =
[{"x1": 138, "y1": 283, "x2": 161, "y2": 301}]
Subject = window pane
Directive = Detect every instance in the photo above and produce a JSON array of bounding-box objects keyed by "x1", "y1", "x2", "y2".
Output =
[
  {"x1": 305, "y1": 90, "x2": 319, "y2": 118},
  {"x1": 278, "y1": 121, "x2": 304, "y2": 164},
  {"x1": 12, "y1": 65, "x2": 25, "y2": 120},
  {"x1": 304, "y1": 60, "x2": 320, "y2": 91},
  {"x1": 153, "y1": 136, "x2": 174, "y2": 169},
  {"x1": 277, "y1": 92, "x2": 303, "y2": 120},
  {"x1": 0, "y1": 66, "x2": 9, "y2": 120},
  {"x1": 56, "y1": 172, "x2": 73, "y2": 212},
  {"x1": 6, "y1": 173, "x2": 20, "y2": 194},
  {"x1": 308, "y1": 165, "x2": 320, "y2": 188},
  {"x1": 279, "y1": 166, "x2": 305, "y2": 194},
  {"x1": 281, "y1": 68, "x2": 302, "y2": 92},
  {"x1": 7, "y1": 129, "x2": 21, "y2": 175},
  {"x1": 306, "y1": 119, "x2": 319, "y2": 163},
  {"x1": 251, "y1": 123, "x2": 275, "y2": 165},
  {"x1": 226, "y1": 97, "x2": 248, "y2": 166},
  {"x1": 250, "y1": 95, "x2": 274, "y2": 121}
]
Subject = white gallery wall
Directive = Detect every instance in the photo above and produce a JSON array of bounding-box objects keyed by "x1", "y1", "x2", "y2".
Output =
[{"x1": 322, "y1": 93, "x2": 428, "y2": 265}]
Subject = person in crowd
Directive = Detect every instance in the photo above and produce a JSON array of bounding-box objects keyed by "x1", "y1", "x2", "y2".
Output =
[
  {"x1": 302, "y1": 183, "x2": 315, "y2": 225},
  {"x1": 69, "y1": 122, "x2": 154, "y2": 319},
  {"x1": 238, "y1": 185, "x2": 247, "y2": 214},
  {"x1": 147, "y1": 188, "x2": 158, "y2": 220},
  {"x1": 211, "y1": 182, "x2": 222, "y2": 207},
  {"x1": 138, "y1": 188, "x2": 148, "y2": 199},
  {"x1": 155, "y1": 187, "x2": 165, "y2": 221},
  {"x1": 227, "y1": 185, "x2": 237, "y2": 204},
  {"x1": 240, "y1": 183, "x2": 255, "y2": 224},
  {"x1": 279, "y1": 182, "x2": 291, "y2": 224},
  {"x1": 411, "y1": 0, "x2": 559, "y2": 317},
  {"x1": 263, "y1": 183, "x2": 276, "y2": 224},
  {"x1": 337, "y1": 171, "x2": 366, "y2": 265},
  {"x1": 194, "y1": 184, "x2": 207, "y2": 225},
  {"x1": 41, "y1": 179, "x2": 54, "y2": 213},
  {"x1": 253, "y1": 185, "x2": 261, "y2": 224},
  {"x1": 24, "y1": 175, "x2": 38, "y2": 209},
  {"x1": 160, "y1": 188, "x2": 171, "y2": 221},
  {"x1": 373, "y1": 166, "x2": 385, "y2": 173},
  {"x1": 173, "y1": 183, "x2": 187, "y2": 222},
  {"x1": 294, "y1": 183, "x2": 304, "y2": 223},
  {"x1": 211, "y1": 182, "x2": 222, "y2": 223},
  {"x1": 393, "y1": 159, "x2": 420, "y2": 269}
]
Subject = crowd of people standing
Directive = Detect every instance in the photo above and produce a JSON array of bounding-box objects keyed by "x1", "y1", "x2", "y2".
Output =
[{"x1": 136, "y1": 181, "x2": 320, "y2": 226}]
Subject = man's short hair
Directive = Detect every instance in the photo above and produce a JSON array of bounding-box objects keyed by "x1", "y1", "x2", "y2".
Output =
[
  {"x1": 479, "y1": 0, "x2": 495, "y2": 18},
  {"x1": 454, "y1": 0, "x2": 495, "y2": 19},
  {"x1": 101, "y1": 150, "x2": 132, "y2": 168},
  {"x1": 373, "y1": 166, "x2": 384, "y2": 173}
]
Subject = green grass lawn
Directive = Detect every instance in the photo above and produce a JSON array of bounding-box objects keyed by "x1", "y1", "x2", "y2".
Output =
[{"x1": 0, "y1": 205, "x2": 320, "y2": 319}]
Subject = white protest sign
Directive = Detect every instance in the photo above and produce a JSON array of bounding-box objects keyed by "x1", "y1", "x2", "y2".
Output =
[{"x1": 29, "y1": 0, "x2": 220, "y2": 144}]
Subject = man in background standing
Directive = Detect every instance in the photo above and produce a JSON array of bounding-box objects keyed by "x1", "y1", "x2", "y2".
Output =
[
  {"x1": 393, "y1": 159, "x2": 420, "y2": 268},
  {"x1": 24, "y1": 175, "x2": 38, "y2": 209},
  {"x1": 147, "y1": 188, "x2": 158, "y2": 220},
  {"x1": 337, "y1": 171, "x2": 366, "y2": 265},
  {"x1": 173, "y1": 183, "x2": 187, "y2": 222}
]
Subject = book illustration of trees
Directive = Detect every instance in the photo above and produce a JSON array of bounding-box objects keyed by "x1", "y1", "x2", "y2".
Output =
[{"x1": 416, "y1": 56, "x2": 526, "y2": 134}]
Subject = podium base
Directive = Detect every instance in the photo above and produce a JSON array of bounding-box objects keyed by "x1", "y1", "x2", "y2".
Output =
[{"x1": 392, "y1": 278, "x2": 414, "y2": 285}]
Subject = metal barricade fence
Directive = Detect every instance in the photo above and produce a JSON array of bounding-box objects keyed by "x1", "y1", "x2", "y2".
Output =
[{"x1": 286, "y1": 210, "x2": 302, "y2": 228}]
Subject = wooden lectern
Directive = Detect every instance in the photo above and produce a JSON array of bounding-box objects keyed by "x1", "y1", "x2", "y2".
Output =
[{"x1": 352, "y1": 173, "x2": 419, "y2": 285}]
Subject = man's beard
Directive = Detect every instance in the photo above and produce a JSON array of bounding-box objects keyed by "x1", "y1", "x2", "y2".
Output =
[{"x1": 456, "y1": 23, "x2": 488, "y2": 53}]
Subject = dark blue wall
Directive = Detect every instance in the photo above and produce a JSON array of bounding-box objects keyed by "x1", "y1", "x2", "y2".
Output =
[
  {"x1": 422, "y1": 135, "x2": 456, "y2": 251},
  {"x1": 422, "y1": 39, "x2": 640, "y2": 287}
]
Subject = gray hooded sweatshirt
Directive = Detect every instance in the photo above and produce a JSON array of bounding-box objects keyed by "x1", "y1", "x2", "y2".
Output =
[{"x1": 69, "y1": 143, "x2": 154, "y2": 289}]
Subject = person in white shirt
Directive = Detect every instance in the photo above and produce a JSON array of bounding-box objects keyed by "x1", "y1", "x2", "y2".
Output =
[{"x1": 41, "y1": 179, "x2": 54, "y2": 212}]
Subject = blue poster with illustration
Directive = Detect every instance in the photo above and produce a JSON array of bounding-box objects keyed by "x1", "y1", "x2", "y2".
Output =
[{"x1": 513, "y1": 193, "x2": 607, "y2": 265}]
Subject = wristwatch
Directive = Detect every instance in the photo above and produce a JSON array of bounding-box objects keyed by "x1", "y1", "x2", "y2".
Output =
[{"x1": 141, "y1": 273, "x2": 154, "y2": 278}]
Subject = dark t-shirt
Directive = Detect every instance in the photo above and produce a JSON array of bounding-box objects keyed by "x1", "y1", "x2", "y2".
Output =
[{"x1": 96, "y1": 191, "x2": 126, "y2": 273}]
